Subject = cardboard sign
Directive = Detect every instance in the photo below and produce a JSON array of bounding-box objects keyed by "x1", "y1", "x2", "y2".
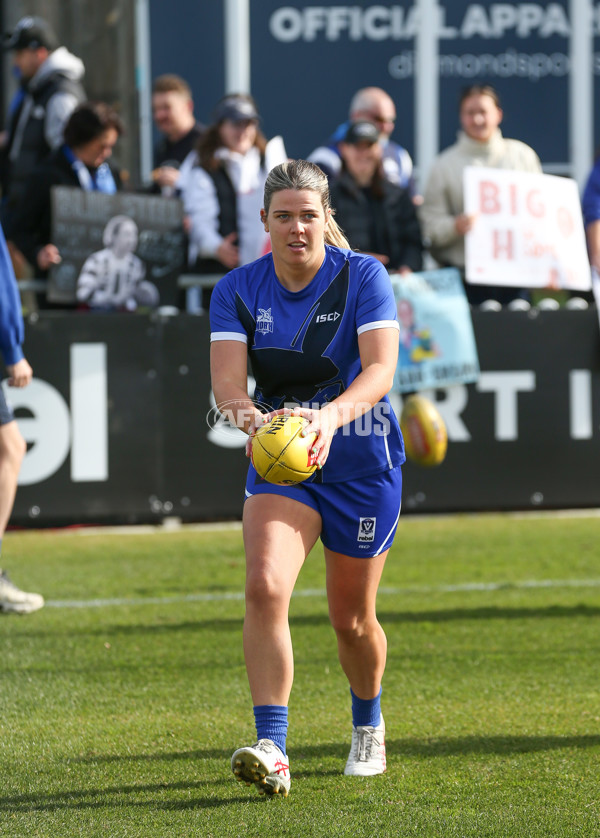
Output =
[
  {"x1": 464, "y1": 167, "x2": 591, "y2": 291},
  {"x1": 48, "y1": 188, "x2": 186, "y2": 307},
  {"x1": 391, "y1": 268, "x2": 480, "y2": 393}
]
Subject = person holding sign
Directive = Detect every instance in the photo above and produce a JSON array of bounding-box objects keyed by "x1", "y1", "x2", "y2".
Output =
[
  {"x1": 419, "y1": 84, "x2": 541, "y2": 306},
  {"x1": 9, "y1": 101, "x2": 123, "y2": 307}
]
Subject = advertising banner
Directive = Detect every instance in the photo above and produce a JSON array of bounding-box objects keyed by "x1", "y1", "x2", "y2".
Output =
[
  {"x1": 4, "y1": 313, "x2": 163, "y2": 524},
  {"x1": 436, "y1": 0, "x2": 575, "y2": 164},
  {"x1": 398, "y1": 307, "x2": 600, "y2": 513},
  {"x1": 391, "y1": 268, "x2": 479, "y2": 392},
  {"x1": 5, "y1": 309, "x2": 600, "y2": 525},
  {"x1": 464, "y1": 167, "x2": 592, "y2": 290},
  {"x1": 48, "y1": 187, "x2": 186, "y2": 307},
  {"x1": 149, "y1": 1, "x2": 600, "y2": 183}
]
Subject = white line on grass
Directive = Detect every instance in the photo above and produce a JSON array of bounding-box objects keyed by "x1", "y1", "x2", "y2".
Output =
[
  {"x1": 33, "y1": 507, "x2": 600, "y2": 539},
  {"x1": 45, "y1": 577, "x2": 600, "y2": 610}
]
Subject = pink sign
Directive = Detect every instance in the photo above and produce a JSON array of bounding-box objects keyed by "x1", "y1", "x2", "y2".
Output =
[{"x1": 464, "y1": 167, "x2": 591, "y2": 291}]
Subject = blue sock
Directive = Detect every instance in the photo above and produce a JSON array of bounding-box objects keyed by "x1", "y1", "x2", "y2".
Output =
[
  {"x1": 253, "y1": 705, "x2": 288, "y2": 755},
  {"x1": 350, "y1": 687, "x2": 382, "y2": 728}
]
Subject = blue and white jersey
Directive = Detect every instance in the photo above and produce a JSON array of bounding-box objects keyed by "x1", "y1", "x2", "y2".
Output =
[{"x1": 210, "y1": 244, "x2": 405, "y2": 482}]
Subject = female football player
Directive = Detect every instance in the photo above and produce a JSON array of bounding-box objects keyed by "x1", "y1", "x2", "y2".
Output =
[{"x1": 209, "y1": 159, "x2": 404, "y2": 797}]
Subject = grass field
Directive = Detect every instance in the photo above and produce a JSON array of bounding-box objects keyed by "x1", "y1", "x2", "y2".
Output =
[{"x1": 2, "y1": 513, "x2": 600, "y2": 837}]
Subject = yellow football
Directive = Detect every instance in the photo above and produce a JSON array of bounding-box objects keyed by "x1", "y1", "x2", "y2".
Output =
[
  {"x1": 251, "y1": 414, "x2": 318, "y2": 485},
  {"x1": 400, "y1": 394, "x2": 448, "y2": 467}
]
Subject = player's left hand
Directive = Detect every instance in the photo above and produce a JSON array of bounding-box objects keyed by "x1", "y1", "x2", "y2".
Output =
[{"x1": 288, "y1": 405, "x2": 339, "y2": 468}]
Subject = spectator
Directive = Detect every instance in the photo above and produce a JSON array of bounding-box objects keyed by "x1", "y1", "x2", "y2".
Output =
[
  {"x1": 308, "y1": 86, "x2": 415, "y2": 194},
  {"x1": 582, "y1": 157, "x2": 600, "y2": 274},
  {"x1": 183, "y1": 93, "x2": 287, "y2": 308},
  {"x1": 1, "y1": 15, "x2": 85, "y2": 234},
  {"x1": 76, "y1": 215, "x2": 158, "y2": 311},
  {"x1": 0, "y1": 222, "x2": 43, "y2": 614},
  {"x1": 419, "y1": 83, "x2": 542, "y2": 306},
  {"x1": 150, "y1": 74, "x2": 205, "y2": 197},
  {"x1": 10, "y1": 101, "x2": 123, "y2": 305},
  {"x1": 330, "y1": 121, "x2": 423, "y2": 274}
]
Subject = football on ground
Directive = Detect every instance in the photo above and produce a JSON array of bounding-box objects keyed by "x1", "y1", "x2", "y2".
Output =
[
  {"x1": 251, "y1": 414, "x2": 318, "y2": 484},
  {"x1": 400, "y1": 394, "x2": 448, "y2": 467}
]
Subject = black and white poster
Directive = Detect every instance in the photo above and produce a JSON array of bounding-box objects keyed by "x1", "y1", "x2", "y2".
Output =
[{"x1": 48, "y1": 187, "x2": 186, "y2": 308}]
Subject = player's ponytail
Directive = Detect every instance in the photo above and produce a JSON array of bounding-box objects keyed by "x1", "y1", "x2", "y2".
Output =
[
  {"x1": 324, "y1": 214, "x2": 349, "y2": 249},
  {"x1": 263, "y1": 160, "x2": 350, "y2": 250}
]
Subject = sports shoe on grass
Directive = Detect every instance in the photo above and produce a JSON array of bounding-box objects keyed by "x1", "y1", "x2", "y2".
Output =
[
  {"x1": 231, "y1": 738, "x2": 291, "y2": 797},
  {"x1": 344, "y1": 715, "x2": 386, "y2": 776},
  {"x1": 0, "y1": 569, "x2": 44, "y2": 615}
]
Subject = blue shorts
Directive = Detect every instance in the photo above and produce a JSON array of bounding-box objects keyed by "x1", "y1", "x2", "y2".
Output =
[
  {"x1": 245, "y1": 464, "x2": 402, "y2": 559},
  {"x1": 0, "y1": 384, "x2": 14, "y2": 426}
]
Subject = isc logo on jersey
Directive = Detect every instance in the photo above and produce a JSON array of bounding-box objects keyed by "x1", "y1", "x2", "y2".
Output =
[
  {"x1": 316, "y1": 312, "x2": 340, "y2": 323},
  {"x1": 357, "y1": 517, "x2": 376, "y2": 543}
]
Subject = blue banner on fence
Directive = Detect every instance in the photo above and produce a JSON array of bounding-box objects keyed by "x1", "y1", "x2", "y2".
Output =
[{"x1": 391, "y1": 267, "x2": 480, "y2": 392}]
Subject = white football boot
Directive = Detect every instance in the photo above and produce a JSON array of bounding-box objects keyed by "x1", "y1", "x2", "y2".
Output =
[
  {"x1": 231, "y1": 738, "x2": 291, "y2": 797},
  {"x1": 344, "y1": 715, "x2": 386, "y2": 776},
  {"x1": 0, "y1": 570, "x2": 44, "y2": 614}
]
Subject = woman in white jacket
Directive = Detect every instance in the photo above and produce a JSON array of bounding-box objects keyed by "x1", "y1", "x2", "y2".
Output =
[{"x1": 184, "y1": 94, "x2": 287, "y2": 304}]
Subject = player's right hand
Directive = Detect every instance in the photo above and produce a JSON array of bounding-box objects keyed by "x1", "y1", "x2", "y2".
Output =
[{"x1": 6, "y1": 358, "x2": 33, "y2": 388}]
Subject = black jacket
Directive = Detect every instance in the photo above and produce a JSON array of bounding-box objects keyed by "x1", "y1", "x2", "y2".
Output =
[
  {"x1": 191, "y1": 163, "x2": 238, "y2": 275},
  {"x1": 1, "y1": 51, "x2": 85, "y2": 224},
  {"x1": 330, "y1": 170, "x2": 423, "y2": 272},
  {"x1": 10, "y1": 146, "x2": 121, "y2": 274}
]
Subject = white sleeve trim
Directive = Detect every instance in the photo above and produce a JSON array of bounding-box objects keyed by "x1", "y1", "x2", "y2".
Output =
[
  {"x1": 357, "y1": 320, "x2": 400, "y2": 336},
  {"x1": 210, "y1": 331, "x2": 248, "y2": 343}
]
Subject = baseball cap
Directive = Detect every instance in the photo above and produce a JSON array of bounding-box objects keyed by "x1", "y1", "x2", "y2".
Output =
[
  {"x1": 343, "y1": 121, "x2": 380, "y2": 145},
  {"x1": 4, "y1": 16, "x2": 59, "y2": 51},
  {"x1": 212, "y1": 95, "x2": 259, "y2": 124}
]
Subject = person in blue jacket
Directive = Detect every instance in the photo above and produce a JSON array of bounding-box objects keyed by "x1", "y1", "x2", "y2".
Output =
[
  {"x1": 0, "y1": 223, "x2": 43, "y2": 614},
  {"x1": 210, "y1": 159, "x2": 404, "y2": 796},
  {"x1": 582, "y1": 158, "x2": 600, "y2": 274},
  {"x1": 308, "y1": 86, "x2": 415, "y2": 195}
]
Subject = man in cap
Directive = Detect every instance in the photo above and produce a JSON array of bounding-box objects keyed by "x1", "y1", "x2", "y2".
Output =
[
  {"x1": 1, "y1": 15, "x2": 86, "y2": 234},
  {"x1": 330, "y1": 121, "x2": 423, "y2": 273},
  {"x1": 308, "y1": 86, "x2": 416, "y2": 196}
]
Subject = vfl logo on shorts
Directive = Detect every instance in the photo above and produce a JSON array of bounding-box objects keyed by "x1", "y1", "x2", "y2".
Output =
[{"x1": 357, "y1": 517, "x2": 376, "y2": 543}]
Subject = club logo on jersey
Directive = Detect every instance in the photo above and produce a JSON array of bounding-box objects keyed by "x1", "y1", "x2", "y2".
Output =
[
  {"x1": 257, "y1": 308, "x2": 273, "y2": 334},
  {"x1": 236, "y1": 261, "x2": 350, "y2": 404},
  {"x1": 357, "y1": 517, "x2": 376, "y2": 542}
]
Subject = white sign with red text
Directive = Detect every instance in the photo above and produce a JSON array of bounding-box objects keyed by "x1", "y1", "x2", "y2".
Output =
[{"x1": 464, "y1": 167, "x2": 591, "y2": 291}]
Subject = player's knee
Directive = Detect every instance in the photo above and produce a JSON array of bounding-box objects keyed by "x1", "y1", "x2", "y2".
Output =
[
  {"x1": 245, "y1": 568, "x2": 288, "y2": 611},
  {"x1": 329, "y1": 610, "x2": 368, "y2": 641},
  {"x1": 0, "y1": 425, "x2": 26, "y2": 471}
]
